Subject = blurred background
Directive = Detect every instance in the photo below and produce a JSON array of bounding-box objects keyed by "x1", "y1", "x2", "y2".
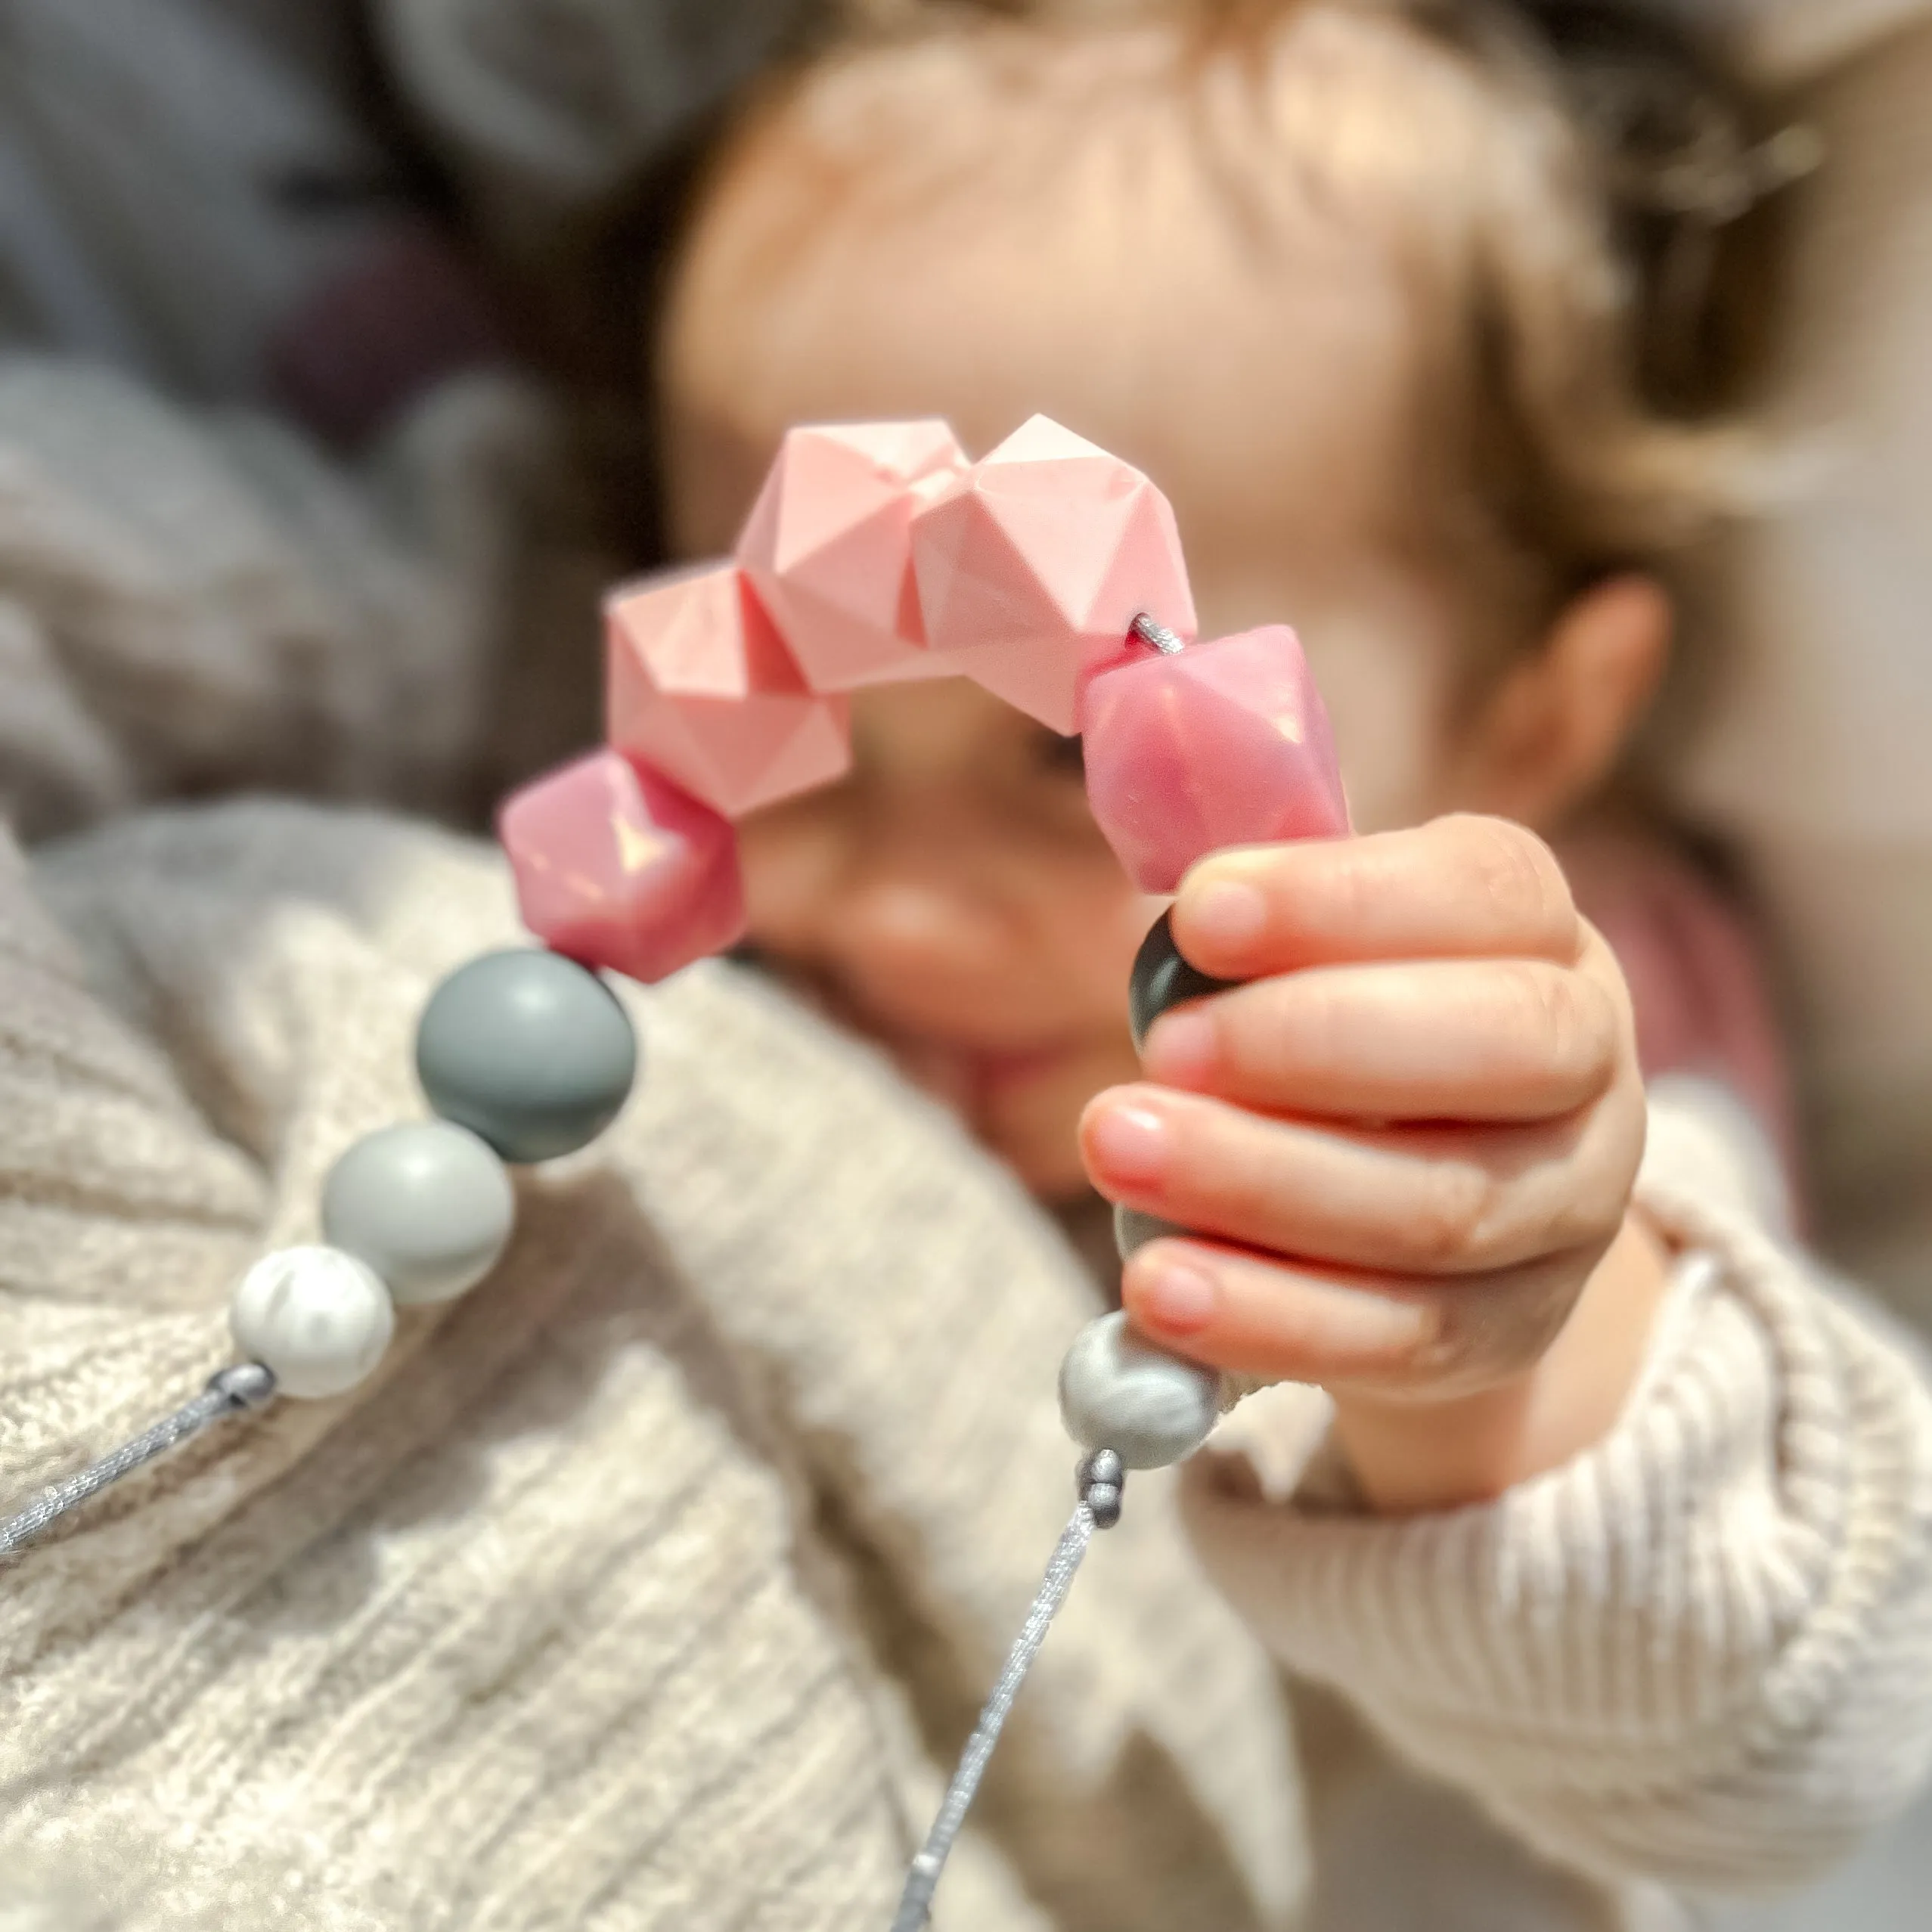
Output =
[{"x1": 2, "y1": 0, "x2": 1923, "y2": 1292}]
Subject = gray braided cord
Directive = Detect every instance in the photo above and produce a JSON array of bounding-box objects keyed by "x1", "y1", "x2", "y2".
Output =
[
  {"x1": 889, "y1": 1453, "x2": 1123, "y2": 1932},
  {"x1": 0, "y1": 1363, "x2": 277, "y2": 1559},
  {"x1": 1130, "y1": 612, "x2": 1186, "y2": 656}
]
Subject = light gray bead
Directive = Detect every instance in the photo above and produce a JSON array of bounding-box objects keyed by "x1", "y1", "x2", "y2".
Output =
[
  {"x1": 1114, "y1": 1204, "x2": 1189, "y2": 1261},
  {"x1": 229, "y1": 1245, "x2": 395, "y2": 1399},
  {"x1": 1058, "y1": 1310, "x2": 1223, "y2": 1470},
  {"x1": 416, "y1": 950, "x2": 637, "y2": 1163},
  {"x1": 321, "y1": 1121, "x2": 515, "y2": 1305}
]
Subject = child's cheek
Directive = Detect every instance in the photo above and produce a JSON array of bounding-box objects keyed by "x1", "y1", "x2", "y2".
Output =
[
  {"x1": 737, "y1": 804, "x2": 848, "y2": 949},
  {"x1": 1297, "y1": 599, "x2": 1465, "y2": 835},
  {"x1": 1045, "y1": 875, "x2": 1170, "y2": 1034}
]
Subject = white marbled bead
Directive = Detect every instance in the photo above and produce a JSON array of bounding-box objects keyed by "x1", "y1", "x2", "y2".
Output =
[
  {"x1": 322, "y1": 1121, "x2": 514, "y2": 1305},
  {"x1": 1058, "y1": 1310, "x2": 1223, "y2": 1470},
  {"x1": 230, "y1": 1245, "x2": 395, "y2": 1399}
]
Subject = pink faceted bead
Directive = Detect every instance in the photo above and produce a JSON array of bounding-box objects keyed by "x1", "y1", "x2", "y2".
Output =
[
  {"x1": 499, "y1": 749, "x2": 745, "y2": 982},
  {"x1": 1079, "y1": 625, "x2": 1351, "y2": 893},
  {"x1": 606, "y1": 563, "x2": 851, "y2": 818},
  {"x1": 910, "y1": 414, "x2": 1198, "y2": 733},
  {"x1": 737, "y1": 419, "x2": 969, "y2": 690}
]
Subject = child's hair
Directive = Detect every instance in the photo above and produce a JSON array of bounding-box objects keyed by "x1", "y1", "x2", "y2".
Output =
[{"x1": 795, "y1": 0, "x2": 1809, "y2": 709}]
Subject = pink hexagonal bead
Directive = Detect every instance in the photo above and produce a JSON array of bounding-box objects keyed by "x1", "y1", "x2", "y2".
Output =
[
  {"x1": 606, "y1": 563, "x2": 851, "y2": 818},
  {"x1": 737, "y1": 419, "x2": 969, "y2": 691},
  {"x1": 1079, "y1": 625, "x2": 1351, "y2": 894},
  {"x1": 499, "y1": 748, "x2": 745, "y2": 982},
  {"x1": 909, "y1": 414, "x2": 1198, "y2": 733}
]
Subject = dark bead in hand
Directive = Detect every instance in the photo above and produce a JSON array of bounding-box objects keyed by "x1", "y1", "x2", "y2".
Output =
[{"x1": 1127, "y1": 910, "x2": 1239, "y2": 1051}]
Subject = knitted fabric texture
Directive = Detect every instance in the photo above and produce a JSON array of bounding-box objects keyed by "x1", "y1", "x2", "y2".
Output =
[
  {"x1": 8, "y1": 803, "x2": 1932, "y2": 1931},
  {"x1": 0, "y1": 802, "x2": 1301, "y2": 1931},
  {"x1": 1192, "y1": 1102, "x2": 1932, "y2": 1926}
]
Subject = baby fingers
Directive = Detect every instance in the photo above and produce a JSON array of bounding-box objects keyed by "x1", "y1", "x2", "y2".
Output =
[
  {"x1": 1143, "y1": 954, "x2": 1624, "y2": 1123},
  {"x1": 1116, "y1": 1236, "x2": 1594, "y2": 1396},
  {"x1": 1080, "y1": 1074, "x2": 1643, "y2": 1278},
  {"x1": 1172, "y1": 814, "x2": 1582, "y2": 980}
]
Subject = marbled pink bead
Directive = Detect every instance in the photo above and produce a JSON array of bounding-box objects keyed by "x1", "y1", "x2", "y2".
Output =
[
  {"x1": 737, "y1": 419, "x2": 969, "y2": 690},
  {"x1": 498, "y1": 749, "x2": 745, "y2": 982},
  {"x1": 606, "y1": 562, "x2": 851, "y2": 818},
  {"x1": 909, "y1": 414, "x2": 1197, "y2": 733},
  {"x1": 1079, "y1": 624, "x2": 1350, "y2": 893}
]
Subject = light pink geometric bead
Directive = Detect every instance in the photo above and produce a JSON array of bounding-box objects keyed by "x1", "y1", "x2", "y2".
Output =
[
  {"x1": 909, "y1": 415, "x2": 1198, "y2": 733},
  {"x1": 606, "y1": 563, "x2": 851, "y2": 818},
  {"x1": 1079, "y1": 625, "x2": 1351, "y2": 894},
  {"x1": 499, "y1": 749, "x2": 745, "y2": 982},
  {"x1": 737, "y1": 419, "x2": 969, "y2": 691}
]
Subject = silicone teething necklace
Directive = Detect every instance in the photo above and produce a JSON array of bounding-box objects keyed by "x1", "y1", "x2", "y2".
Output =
[{"x1": 0, "y1": 415, "x2": 1348, "y2": 1928}]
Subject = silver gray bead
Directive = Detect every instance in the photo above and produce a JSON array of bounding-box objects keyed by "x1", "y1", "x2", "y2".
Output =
[
  {"x1": 321, "y1": 1121, "x2": 515, "y2": 1305},
  {"x1": 1114, "y1": 1204, "x2": 1188, "y2": 1261},
  {"x1": 1082, "y1": 1447, "x2": 1125, "y2": 1490},
  {"x1": 416, "y1": 950, "x2": 637, "y2": 1163},
  {"x1": 1086, "y1": 1481, "x2": 1123, "y2": 1528},
  {"x1": 1058, "y1": 1310, "x2": 1223, "y2": 1470}
]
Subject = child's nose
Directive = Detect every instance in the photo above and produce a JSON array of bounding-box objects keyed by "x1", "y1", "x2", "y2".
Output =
[
  {"x1": 835, "y1": 860, "x2": 1013, "y2": 985},
  {"x1": 838, "y1": 865, "x2": 1004, "y2": 973}
]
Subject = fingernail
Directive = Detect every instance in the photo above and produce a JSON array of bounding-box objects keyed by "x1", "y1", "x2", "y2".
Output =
[
  {"x1": 1184, "y1": 877, "x2": 1266, "y2": 950},
  {"x1": 1144, "y1": 1009, "x2": 1216, "y2": 1084},
  {"x1": 1087, "y1": 1102, "x2": 1169, "y2": 1183},
  {"x1": 1135, "y1": 1258, "x2": 1217, "y2": 1334}
]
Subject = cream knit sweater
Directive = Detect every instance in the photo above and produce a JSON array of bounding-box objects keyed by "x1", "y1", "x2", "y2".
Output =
[
  {"x1": 1, "y1": 802, "x2": 1305, "y2": 1932},
  {"x1": 5, "y1": 799, "x2": 1932, "y2": 1931}
]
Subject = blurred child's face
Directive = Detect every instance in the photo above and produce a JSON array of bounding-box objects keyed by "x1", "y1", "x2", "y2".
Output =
[{"x1": 659, "y1": 32, "x2": 1574, "y2": 1195}]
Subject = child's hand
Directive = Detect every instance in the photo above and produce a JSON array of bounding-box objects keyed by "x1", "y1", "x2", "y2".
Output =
[{"x1": 1079, "y1": 814, "x2": 1669, "y2": 1513}]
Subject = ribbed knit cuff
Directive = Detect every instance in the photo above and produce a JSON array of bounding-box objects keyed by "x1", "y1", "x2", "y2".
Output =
[{"x1": 1182, "y1": 1098, "x2": 1932, "y2": 1890}]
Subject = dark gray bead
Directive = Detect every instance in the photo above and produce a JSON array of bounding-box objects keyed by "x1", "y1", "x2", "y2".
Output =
[
  {"x1": 416, "y1": 950, "x2": 637, "y2": 1163},
  {"x1": 322, "y1": 1121, "x2": 515, "y2": 1305},
  {"x1": 1058, "y1": 1310, "x2": 1223, "y2": 1470},
  {"x1": 1086, "y1": 1481, "x2": 1123, "y2": 1529},
  {"x1": 1127, "y1": 910, "x2": 1239, "y2": 1052},
  {"x1": 1114, "y1": 1203, "x2": 1189, "y2": 1261}
]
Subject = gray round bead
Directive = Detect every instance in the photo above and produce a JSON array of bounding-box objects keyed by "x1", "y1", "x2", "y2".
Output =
[
  {"x1": 1086, "y1": 1481, "x2": 1123, "y2": 1529},
  {"x1": 416, "y1": 950, "x2": 637, "y2": 1163},
  {"x1": 1058, "y1": 1310, "x2": 1223, "y2": 1470},
  {"x1": 321, "y1": 1121, "x2": 516, "y2": 1305},
  {"x1": 1114, "y1": 1204, "x2": 1189, "y2": 1261}
]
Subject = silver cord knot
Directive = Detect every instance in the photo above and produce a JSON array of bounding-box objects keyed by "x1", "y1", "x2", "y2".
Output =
[
  {"x1": 1078, "y1": 1447, "x2": 1125, "y2": 1528},
  {"x1": 209, "y1": 1362, "x2": 278, "y2": 1409}
]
